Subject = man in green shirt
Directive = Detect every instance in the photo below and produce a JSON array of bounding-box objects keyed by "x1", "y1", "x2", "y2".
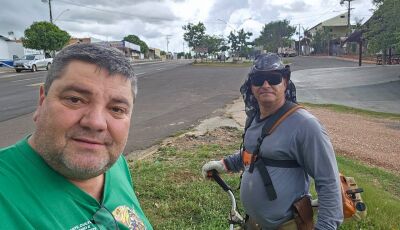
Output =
[{"x1": 0, "y1": 43, "x2": 152, "y2": 230}]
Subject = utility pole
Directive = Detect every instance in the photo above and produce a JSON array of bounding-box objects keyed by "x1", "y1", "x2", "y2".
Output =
[
  {"x1": 340, "y1": 0, "x2": 354, "y2": 34},
  {"x1": 340, "y1": 0, "x2": 354, "y2": 56},
  {"x1": 42, "y1": 0, "x2": 53, "y2": 24},
  {"x1": 298, "y1": 24, "x2": 301, "y2": 56},
  {"x1": 182, "y1": 41, "x2": 185, "y2": 59},
  {"x1": 166, "y1": 35, "x2": 171, "y2": 58}
]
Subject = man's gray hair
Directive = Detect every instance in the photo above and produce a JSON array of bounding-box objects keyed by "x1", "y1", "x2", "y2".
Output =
[{"x1": 45, "y1": 43, "x2": 137, "y2": 97}]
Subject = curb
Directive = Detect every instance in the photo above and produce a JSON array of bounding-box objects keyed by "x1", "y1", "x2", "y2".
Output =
[
  {"x1": 0, "y1": 68, "x2": 15, "y2": 74},
  {"x1": 126, "y1": 98, "x2": 245, "y2": 162},
  {"x1": 306, "y1": 55, "x2": 376, "y2": 65}
]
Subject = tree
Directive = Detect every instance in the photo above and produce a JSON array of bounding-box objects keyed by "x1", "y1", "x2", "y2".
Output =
[
  {"x1": 253, "y1": 20, "x2": 296, "y2": 52},
  {"x1": 123, "y1": 35, "x2": 149, "y2": 54},
  {"x1": 228, "y1": 28, "x2": 253, "y2": 59},
  {"x1": 311, "y1": 28, "x2": 331, "y2": 54},
  {"x1": 364, "y1": 0, "x2": 400, "y2": 55},
  {"x1": 22, "y1": 21, "x2": 70, "y2": 54},
  {"x1": 200, "y1": 35, "x2": 224, "y2": 56},
  {"x1": 182, "y1": 22, "x2": 206, "y2": 50}
]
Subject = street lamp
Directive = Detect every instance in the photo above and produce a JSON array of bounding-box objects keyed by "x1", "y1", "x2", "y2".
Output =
[
  {"x1": 217, "y1": 17, "x2": 252, "y2": 32},
  {"x1": 54, "y1": 9, "x2": 70, "y2": 22},
  {"x1": 41, "y1": 0, "x2": 53, "y2": 24},
  {"x1": 217, "y1": 19, "x2": 236, "y2": 31}
]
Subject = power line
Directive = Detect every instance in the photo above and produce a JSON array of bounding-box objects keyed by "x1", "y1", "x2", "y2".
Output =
[{"x1": 53, "y1": 0, "x2": 175, "y2": 22}]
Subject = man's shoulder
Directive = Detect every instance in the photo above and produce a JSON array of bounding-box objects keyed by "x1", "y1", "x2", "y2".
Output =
[
  {"x1": 283, "y1": 108, "x2": 323, "y2": 132},
  {"x1": 0, "y1": 141, "x2": 22, "y2": 165},
  {"x1": 284, "y1": 107, "x2": 317, "y2": 125}
]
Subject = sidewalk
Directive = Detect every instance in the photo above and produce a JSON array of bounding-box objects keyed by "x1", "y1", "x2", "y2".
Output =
[
  {"x1": 0, "y1": 66, "x2": 15, "y2": 74},
  {"x1": 309, "y1": 55, "x2": 376, "y2": 65}
]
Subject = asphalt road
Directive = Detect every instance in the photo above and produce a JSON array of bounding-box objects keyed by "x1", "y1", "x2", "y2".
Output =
[
  {"x1": 290, "y1": 58, "x2": 400, "y2": 114},
  {"x1": 0, "y1": 60, "x2": 250, "y2": 152},
  {"x1": 0, "y1": 60, "x2": 192, "y2": 122},
  {"x1": 1, "y1": 56, "x2": 398, "y2": 155}
]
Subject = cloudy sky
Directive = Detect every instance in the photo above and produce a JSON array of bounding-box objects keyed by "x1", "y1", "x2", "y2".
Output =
[{"x1": 1, "y1": 0, "x2": 375, "y2": 53}]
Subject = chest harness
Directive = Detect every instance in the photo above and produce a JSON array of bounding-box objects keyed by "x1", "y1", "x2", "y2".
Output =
[{"x1": 241, "y1": 101, "x2": 304, "y2": 201}]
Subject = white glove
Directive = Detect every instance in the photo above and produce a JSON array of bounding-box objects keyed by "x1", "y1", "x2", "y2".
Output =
[{"x1": 201, "y1": 160, "x2": 227, "y2": 179}]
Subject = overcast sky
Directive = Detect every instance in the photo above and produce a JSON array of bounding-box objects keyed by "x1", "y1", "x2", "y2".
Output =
[{"x1": 1, "y1": 0, "x2": 375, "y2": 53}]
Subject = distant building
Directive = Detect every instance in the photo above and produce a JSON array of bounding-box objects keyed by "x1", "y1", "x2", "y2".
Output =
[
  {"x1": 94, "y1": 40, "x2": 141, "y2": 59},
  {"x1": 148, "y1": 47, "x2": 161, "y2": 59},
  {"x1": 308, "y1": 13, "x2": 349, "y2": 39},
  {"x1": 0, "y1": 35, "x2": 42, "y2": 66},
  {"x1": 68, "y1": 37, "x2": 105, "y2": 45},
  {"x1": 306, "y1": 13, "x2": 351, "y2": 55}
]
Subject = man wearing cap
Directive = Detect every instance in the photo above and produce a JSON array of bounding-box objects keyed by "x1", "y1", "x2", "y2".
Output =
[{"x1": 202, "y1": 53, "x2": 343, "y2": 229}]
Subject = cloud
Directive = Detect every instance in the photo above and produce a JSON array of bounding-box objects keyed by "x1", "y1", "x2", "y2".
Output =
[{"x1": 0, "y1": 0, "x2": 375, "y2": 52}]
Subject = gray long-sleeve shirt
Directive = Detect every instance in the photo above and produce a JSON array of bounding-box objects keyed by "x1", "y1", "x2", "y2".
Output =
[{"x1": 224, "y1": 108, "x2": 343, "y2": 230}]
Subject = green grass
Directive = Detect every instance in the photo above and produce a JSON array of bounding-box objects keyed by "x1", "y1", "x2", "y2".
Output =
[
  {"x1": 130, "y1": 127, "x2": 400, "y2": 229},
  {"x1": 301, "y1": 102, "x2": 400, "y2": 120}
]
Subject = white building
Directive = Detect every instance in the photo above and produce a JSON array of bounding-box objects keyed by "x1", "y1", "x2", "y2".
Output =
[{"x1": 0, "y1": 35, "x2": 42, "y2": 66}]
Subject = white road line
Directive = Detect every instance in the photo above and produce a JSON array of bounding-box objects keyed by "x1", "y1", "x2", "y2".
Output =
[
  {"x1": 0, "y1": 72, "x2": 39, "y2": 79},
  {"x1": 135, "y1": 72, "x2": 146, "y2": 76},
  {"x1": 12, "y1": 77, "x2": 42, "y2": 83},
  {"x1": 27, "y1": 82, "x2": 44, "y2": 87}
]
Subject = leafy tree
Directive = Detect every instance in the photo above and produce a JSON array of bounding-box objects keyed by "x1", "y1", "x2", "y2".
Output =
[
  {"x1": 123, "y1": 34, "x2": 149, "y2": 54},
  {"x1": 160, "y1": 50, "x2": 166, "y2": 55},
  {"x1": 200, "y1": 35, "x2": 224, "y2": 55},
  {"x1": 228, "y1": 29, "x2": 253, "y2": 58},
  {"x1": 364, "y1": 0, "x2": 400, "y2": 55},
  {"x1": 311, "y1": 28, "x2": 331, "y2": 54},
  {"x1": 253, "y1": 20, "x2": 296, "y2": 52},
  {"x1": 22, "y1": 21, "x2": 70, "y2": 54},
  {"x1": 182, "y1": 22, "x2": 206, "y2": 50}
]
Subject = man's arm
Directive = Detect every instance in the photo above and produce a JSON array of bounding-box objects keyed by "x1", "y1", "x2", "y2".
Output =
[
  {"x1": 293, "y1": 117, "x2": 343, "y2": 230},
  {"x1": 223, "y1": 150, "x2": 244, "y2": 172}
]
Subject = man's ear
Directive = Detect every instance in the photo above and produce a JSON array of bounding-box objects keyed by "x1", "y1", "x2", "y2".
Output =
[
  {"x1": 283, "y1": 77, "x2": 289, "y2": 88},
  {"x1": 33, "y1": 85, "x2": 46, "y2": 122},
  {"x1": 38, "y1": 85, "x2": 46, "y2": 106}
]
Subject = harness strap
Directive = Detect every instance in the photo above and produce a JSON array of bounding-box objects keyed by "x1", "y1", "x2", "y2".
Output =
[
  {"x1": 246, "y1": 101, "x2": 303, "y2": 201},
  {"x1": 248, "y1": 101, "x2": 302, "y2": 173},
  {"x1": 255, "y1": 160, "x2": 277, "y2": 200}
]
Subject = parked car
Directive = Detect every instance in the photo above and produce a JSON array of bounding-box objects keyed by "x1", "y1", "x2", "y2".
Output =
[{"x1": 13, "y1": 54, "x2": 53, "y2": 72}]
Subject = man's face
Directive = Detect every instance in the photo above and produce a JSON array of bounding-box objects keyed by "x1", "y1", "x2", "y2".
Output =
[
  {"x1": 31, "y1": 61, "x2": 134, "y2": 180},
  {"x1": 251, "y1": 76, "x2": 287, "y2": 106}
]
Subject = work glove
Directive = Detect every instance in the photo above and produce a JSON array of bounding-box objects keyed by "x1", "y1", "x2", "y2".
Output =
[{"x1": 201, "y1": 160, "x2": 227, "y2": 179}]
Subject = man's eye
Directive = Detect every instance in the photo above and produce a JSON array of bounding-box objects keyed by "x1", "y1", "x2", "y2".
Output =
[
  {"x1": 66, "y1": 97, "x2": 82, "y2": 104},
  {"x1": 111, "y1": 107, "x2": 126, "y2": 114}
]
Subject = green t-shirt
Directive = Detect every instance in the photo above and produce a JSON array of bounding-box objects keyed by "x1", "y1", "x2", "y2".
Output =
[{"x1": 0, "y1": 137, "x2": 153, "y2": 230}]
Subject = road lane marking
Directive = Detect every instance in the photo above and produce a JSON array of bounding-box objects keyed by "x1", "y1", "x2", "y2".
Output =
[
  {"x1": 27, "y1": 82, "x2": 44, "y2": 87},
  {"x1": 0, "y1": 72, "x2": 39, "y2": 79},
  {"x1": 12, "y1": 77, "x2": 43, "y2": 83},
  {"x1": 135, "y1": 72, "x2": 146, "y2": 76}
]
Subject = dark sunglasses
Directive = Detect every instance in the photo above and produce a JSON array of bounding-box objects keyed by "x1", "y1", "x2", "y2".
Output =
[
  {"x1": 91, "y1": 206, "x2": 119, "y2": 230},
  {"x1": 250, "y1": 72, "x2": 283, "y2": 86}
]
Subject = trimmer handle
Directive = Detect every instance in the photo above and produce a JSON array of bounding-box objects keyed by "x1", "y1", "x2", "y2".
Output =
[{"x1": 208, "y1": 169, "x2": 232, "y2": 192}]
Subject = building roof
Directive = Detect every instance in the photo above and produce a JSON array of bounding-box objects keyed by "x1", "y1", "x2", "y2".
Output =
[
  {"x1": 0, "y1": 35, "x2": 12, "y2": 41},
  {"x1": 343, "y1": 30, "x2": 363, "y2": 43},
  {"x1": 309, "y1": 13, "x2": 349, "y2": 31}
]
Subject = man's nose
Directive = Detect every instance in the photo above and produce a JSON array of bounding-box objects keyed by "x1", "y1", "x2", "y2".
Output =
[{"x1": 80, "y1": 107, "x2": 107, "y2": 132}]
